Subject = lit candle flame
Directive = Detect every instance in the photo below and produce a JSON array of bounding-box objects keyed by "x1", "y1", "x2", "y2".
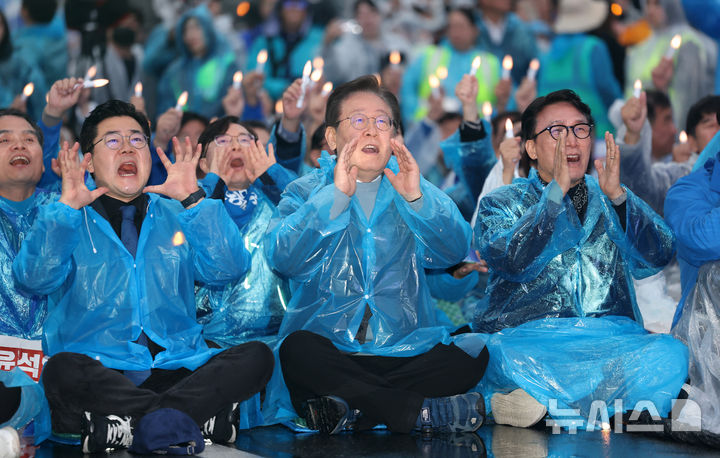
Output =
[
  {"x1": 482, "y1": 101, "x2": 493, "y2": 121},
  {"x1": 86, "y1": 79, "x2": 109, "y2": 88},
  {"x1": 134, "y1": 82, "x2": 143, "y2": 98},
  {"x1": 257, "y1": 49, "x2": 268, "y2": 64},
  {"x1": 502, "y1": 55, "x2": 514, "y2": 71},
  {"x1": 633, "y1": 79, "x2": 642, "y2": 98},
  {"x1": 302, "y1": 61, "x2": 312, "y2": 78},
  {"x1": 469, "y1": 55, "x2": 481, "y2": 75},
  {"x1": 670, "y1": 34, "x2": 682, "y2": 50},
  {"x1": 679, "y1": 130, "x2": 688, "y2": 143},
  {"x1": 526, "y1": 58, "x2": 540, "y2": 81},
  {"x1": 505, "y1": 118, "x2": 514, "y2": 139},
  {"x1": 610, "y1": 3, "x2": 623, "y2": 16},
  {"x1": 310, "y1": 68, "x2": 323, "y2": 83},
  {"x1": 321, "y1": 81, "x2": 333, "y2": 96},
  {"x1": 389, "y1": 51, "x2": 401, "y2": 65},
  {"x1": 236, "y1": 1, "x2": 250, "y2": 16},
  {"x1": 428, "y1": 74, "x2": 439, "y2": 89},
  {"x1": 172, "y1": 231, "x2": 185, "y2": 246},
  {"x1": 86, "y1": 65, "x2": 97, "y2": 79},
  {"x1": 275, "y1": 99, "x2": 284, "y2": 114},
  {"x1": 530, "y1": 59, "x2": 540, "y2": 71},
  {"x1": 22, "y1": 83, "x2": 34, "y2": 97},
  {"x1": 313, "y1": 56, "x2": 324, "y2": 70},
  {"x1": 176, "y1": 91, "x2": 188, "y2": 110},
  {"x1": 436, "y1": 66, "x2": 448, "y2": 80},
  {"x1": 232, "y1": 71, "x2": 243, "y2": 90}
]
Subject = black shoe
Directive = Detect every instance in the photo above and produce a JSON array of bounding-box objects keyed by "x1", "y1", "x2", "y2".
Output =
[
  {"x1": 202, "y1": 402, "x2": 239, "y2": 444},
  {"x1": 81, "y1": 412, "x2": 134, "y2": 453},
  {"x1": 301, "y1": 396, "x2": 360, "y2": 435}
]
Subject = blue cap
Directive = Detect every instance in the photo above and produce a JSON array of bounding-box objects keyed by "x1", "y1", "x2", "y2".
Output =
[{"x1": 129, "y1": 408, "x2": 205, "y2": 455}]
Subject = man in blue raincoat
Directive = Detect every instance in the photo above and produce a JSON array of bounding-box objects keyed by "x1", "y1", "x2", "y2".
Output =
[
  {"x1": 265, "y1": 75, "x2": 489, "y2": 436},
  {"x1": 473, "y1": 89, "x2": 686, "y2": 430},
  {"x1": 12, "y1": 100, "x2": 274, "y2": 453}
]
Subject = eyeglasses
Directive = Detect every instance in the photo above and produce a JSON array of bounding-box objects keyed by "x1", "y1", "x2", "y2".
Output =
[
  {"x1": 214, "y1": 133, "x2": 257, "y2": 147},
  {"x1": 93, "y1": 132, "x2": 148, "y2": 150},
  {"x1": 334, "y1": 114, "x2": 394, "y2": 132},
  {"x1": 532, "y1": 123, "x2": 593, "y2": 141}
]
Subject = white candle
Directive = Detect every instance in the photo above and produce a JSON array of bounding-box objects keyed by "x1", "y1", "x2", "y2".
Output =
[
  {"x1": 296, "y1": 60, "x2": 313, "y2": 108},
  {"x1": 256, "y1": 49, "x2": 268, "y2": 74},
  {"x1": 468, "y1": 56, "x2": 481, "y2": 76},
  {"x1": 665, "y1": 34, "x2": 682, "y2": 59},
  {"x1": 633, "y1": 79, "x2": 642, "y2": 98},
  {"x1": 502, "y1": 55, "x2": 513, "y2": 80},
  {"x1": 526, "y1": 58, "x2": 540, "y2": 82},
  {"x1": 482, "y1": 101, "x2": 492, "y2": 122},
  {"x1": 505, "y1": 118, "x2": 514, "y2": 139},
  {"x1": 232, "y1": 71, "x2": 243, "y2": 90},
  {"x1": 73, "y1": 79, "x2": 109, "y2": 90},
  {"x1": 428, "y1": 74, "x2": 440, "y2": 98},
  {"x1": 134, "y1": 82, "x2": 143, "y2": 98},
  {"x1": 20, "y1": 82, "x2": 34, "y2": 101},
  {"x1": 175, "y1": 91, "x2": 188, "y2": 111}
]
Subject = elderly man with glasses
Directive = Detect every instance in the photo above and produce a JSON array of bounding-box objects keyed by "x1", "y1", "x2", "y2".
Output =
[
  {"x1": 263, "y1": 75, "x2": 490, "y2": 437},
  {"x1": 471, "y1": 89, "x2": 686, "y2": 431}
]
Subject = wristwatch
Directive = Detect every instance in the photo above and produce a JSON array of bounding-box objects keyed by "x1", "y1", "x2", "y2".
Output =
[
  {"x1": 611, "y1": 190, "x2": 627, "y2": 206},
  {"x1": 181, "y1": 188, "x2": 206, "y2": 208}
]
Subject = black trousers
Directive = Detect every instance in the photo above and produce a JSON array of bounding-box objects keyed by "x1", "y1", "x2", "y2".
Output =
[
  {"x1": 41, "y1": 341, "x2": 274, "y2": 434},
  {"x1": 279, "y1": 330, "x2": 489, "y2": 433}
]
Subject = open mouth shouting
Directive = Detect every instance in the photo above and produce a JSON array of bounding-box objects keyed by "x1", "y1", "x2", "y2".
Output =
[
  {"x1": 9, "y1": 155, "x2": 30, "y2": 167},
  {"x1": 118, "y1": 161, "x2": 138, "y2": 177},
  {"x1": 566, "y1": 153, "x2": 581, "y2": 163},
  {"x1": 230, "y1": 157, "x2": 244, "y2": 168},
  {"x1": 360, "y1": 144, "x2": 379, "y2": 155}
]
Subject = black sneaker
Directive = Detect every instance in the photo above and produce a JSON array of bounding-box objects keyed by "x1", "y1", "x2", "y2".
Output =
[
  {"x1": 417, "y1": 393, "x2": 485, "y2": 436},
  {"x1": 201, "y1": 402, "x2": 239, "y2": 444},
  {"x1": 81, "y1": 412, "x2": 134, "y2": 453},
  {"x1": 301, "y1": 396, "x2": 360, "y2": 435}
]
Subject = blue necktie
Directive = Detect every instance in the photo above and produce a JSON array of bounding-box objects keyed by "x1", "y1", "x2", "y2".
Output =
[
  {"x1": 119, "y1": 205, "x2": 150, "y2": 385},
  {"x1": 120, "y1": 205, "x2": 138, "y2": 257}
]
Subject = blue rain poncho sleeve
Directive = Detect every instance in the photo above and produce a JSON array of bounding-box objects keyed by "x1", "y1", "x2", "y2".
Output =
[
  {"x1": 426, "y1": 268, "x2": 479, "y2": 302},
  {"x1": 617, "y1": 120, "x2": 691, "y2": 215},
  {"x1": 476, "y1": 179, "x2": 583, "y2": 282},
  {"x1": 12, "y1": 202, "x2": 81, "y2": 295},
  {"x1": 440, "y1": 122, "x2": 498, "y2": 205}
]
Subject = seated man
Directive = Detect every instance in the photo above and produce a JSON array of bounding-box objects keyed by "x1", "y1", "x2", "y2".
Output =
[
  {"x1": 264, "y1": 75, "x2": 488, "y2": 436},
  {"x1": 473, "y1": 89, "x2": 686, "y2": 428},
  {"x1": 12, "y1": 100, "x2": 274, "y2": 453}
]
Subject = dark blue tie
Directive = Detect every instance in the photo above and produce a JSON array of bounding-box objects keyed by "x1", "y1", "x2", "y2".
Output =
[
  {"x1": 119, "y1": 205, "x2": 150, "y2": 385},
  {"x1": 120, "y1": 205, "x2": 138, "y2": 257}
]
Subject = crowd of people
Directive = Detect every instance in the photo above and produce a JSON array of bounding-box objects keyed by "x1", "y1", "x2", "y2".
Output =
[{"x1": 1, "y1": 0, "x2": 720, "y2": 454}]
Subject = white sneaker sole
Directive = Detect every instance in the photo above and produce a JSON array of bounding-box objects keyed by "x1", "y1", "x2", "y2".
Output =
[{"x1": 491, "y1": 389, "x2": 547, "y2": 428}]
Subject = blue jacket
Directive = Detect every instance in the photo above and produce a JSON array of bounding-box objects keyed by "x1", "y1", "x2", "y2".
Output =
[
  {"x1": 474, "y1": 170, "x2": 675, "y2": 332},
  {"x1": 665, "y1": 152, "x2": 720, "y2": 323},
  {"x1": 475, "y1": 11, "x2": 538, "y2": 85},
  {"x1": 157, "y1": 6, "x2": 239, "y2": 118},
  {"x1": 12, "y1": 11, "x2": 68, "y2": 86},
  {"x1": 12, "y1": 195, "x2": 249, "y2": 371}
]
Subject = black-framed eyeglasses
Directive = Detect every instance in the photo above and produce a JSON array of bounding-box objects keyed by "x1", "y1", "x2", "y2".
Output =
[
  {"x1": 214, "y1": 133, "x2": 257, "y2": 147},
  {"x1": 334, "y1": 114, "x2": 395, "y2": 132},
  {"x1": 532, "y1": 123, "x2": 593, "y2": 141},
  {"x1": 92, "y1": 132, "x2": 149, "y2": 150}
]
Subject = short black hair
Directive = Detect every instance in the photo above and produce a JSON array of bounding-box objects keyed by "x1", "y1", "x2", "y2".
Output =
[
  {"x1": 311, "y1": 123, "x2": 326, "y2": 150},
  {"x1": 0, "y1": 108, "x2": 44, "y2": 144},
  {"x1": 645, "y1": 89, "x2": 671, "y2": 124},
  {"x1": 686, "y1": 95, "x2": 720, "y2": 137},
  {"x1": 449, "y1": 7, "x2": 477, "y2": 27},
  {"x1": 180, "y1": 111, "x2": 209, "y2": 130},
  {"x1": 242, "y1": 120, "x2": 270, "y2": 136},
  {"x1": 0, "y1": 11, "x2": 12, "y2": 61},
  {"x1": 325, "y1": 75, "x2": 401, "y2": 135},
  {"x1": 353, "y1": 0, "x2": 378, "y2": 14},
  {"x1": 80, "y1": 100, "x2": 151, "y2": 155},
  {"x1": 197, "y1": 116, "x2": 258, "y2": 158},
  {"x1": 22, "y1": 0, "x2": 58, "y2": 24},
  {"x1": 521, "y1": 89, "x2": 594, "y2": 143}
]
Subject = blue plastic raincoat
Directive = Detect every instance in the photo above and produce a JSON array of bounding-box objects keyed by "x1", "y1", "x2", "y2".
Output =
[
  {"x1": 12, "y1": 195, "x2": 249, "y2": 371},
  {"x1": 261, "y1": 154, "x2": 474, "y2": 424},
  {"x1": 473, "y1": 170, "x2": 676, "y2": 333},
  {"x1": 196, "y1": 167, "x2": 295, "y2": 348}
]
